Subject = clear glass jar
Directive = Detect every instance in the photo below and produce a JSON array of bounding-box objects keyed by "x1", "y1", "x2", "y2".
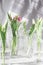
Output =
[{"x1": 17, "y1": 34, "x2": 29, "y2": 57}]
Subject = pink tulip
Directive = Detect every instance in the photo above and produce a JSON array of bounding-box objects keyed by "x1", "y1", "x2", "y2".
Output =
[{"x1": 18, "y1": 16, "x2": 22, "y2": 21}]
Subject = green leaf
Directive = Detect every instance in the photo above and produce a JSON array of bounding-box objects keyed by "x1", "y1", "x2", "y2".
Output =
[
  {"x1": 29, "y1": 24, "x2": 35, "y2": 36},
  {"x1": 23, "y1": 22, "x2": 26, "y2": 32},
  {"x1": 0, "y1": 24, "x2": 2, "y2": 39},
  {"x1": 1, "y1": 22, "x2": 8, "y2": 55},
  {"x1": 17, "y1": 22, "x2": 21, "y2": 30},
  {"x1": 8, "y1": 13, "x2": 12, "y2": 21},
  {"x1": 0, "y1": 24, "x2": 2, "y2": 32},
  {"x1": 4, "y1": 22, "x2": 8, "y2": 33},
  {"x1": 11, "y1": 20, "x2": 17, "y2": 36}
]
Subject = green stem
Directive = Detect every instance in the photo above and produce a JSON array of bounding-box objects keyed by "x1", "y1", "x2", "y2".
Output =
[
  {"x1": 37, "y1": 35, "x2": 41, "y2": 52},
  {"x1": 2, "y1": 42, "x2": 5, "y2": 65},
  {"x1": 11, "y1": 36, "x2": 16, "y2": 55},
  {"x1": 37, "y1": 31, "x2": 41, "y2": 59}
]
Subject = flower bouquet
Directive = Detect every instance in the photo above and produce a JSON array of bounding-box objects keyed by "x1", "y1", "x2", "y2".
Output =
[
  {"x1": 8, "y1": 13, "x2": 22, "y2": 55},
  {"x1": 36, "y1": 18, "x2": 42, "y2": 58},
  {"x1": 28, "y1": 18, "x2": 42, "y2": 57},
  {"x1": 0, "y1": 22, "x2": 8, "y2": 65}
]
